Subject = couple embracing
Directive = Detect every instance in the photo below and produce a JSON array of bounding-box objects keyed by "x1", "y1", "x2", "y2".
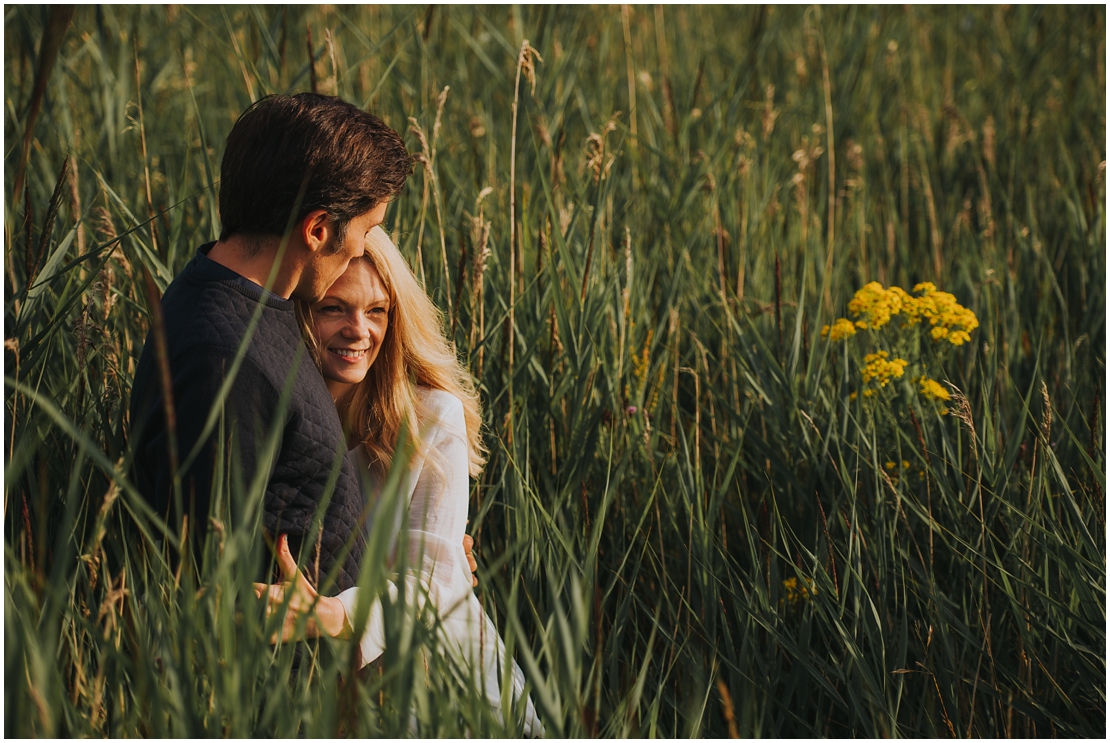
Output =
[{"x1": 129, "y1": 93, "x2": 541, "y2": 735}]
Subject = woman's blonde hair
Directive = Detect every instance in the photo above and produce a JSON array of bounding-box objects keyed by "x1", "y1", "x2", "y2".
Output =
[{"x1": 297, "y1": 227, "x2": 486, "y2": 477}]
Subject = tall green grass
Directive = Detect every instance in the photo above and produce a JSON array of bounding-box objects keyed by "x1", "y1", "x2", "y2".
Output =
[{"x1": 5, "y1": 5, "x2": 1104, "y2": 736}]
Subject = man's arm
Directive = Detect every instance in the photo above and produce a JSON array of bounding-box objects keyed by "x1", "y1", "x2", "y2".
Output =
[{"x1": 134, "y1": 345, "x2": 282, "y2": 548}]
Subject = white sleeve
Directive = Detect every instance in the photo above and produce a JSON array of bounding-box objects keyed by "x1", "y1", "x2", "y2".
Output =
[
  {"x1": 334, "y1": 390, "x2": 469, "y2": 668},
  {"x1": 404, "y1": 391, "x2": 474, "y2": 614},
  {"x1": 334, "y1": 582, "x2": 396, "y2": 667}
]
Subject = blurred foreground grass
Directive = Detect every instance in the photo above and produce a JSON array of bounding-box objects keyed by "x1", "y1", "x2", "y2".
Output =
[{"x1": 4, "y1": 5, "x2": 1105, "y2": 736}]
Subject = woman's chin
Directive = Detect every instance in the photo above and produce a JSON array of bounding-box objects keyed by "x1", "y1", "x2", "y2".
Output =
[{"x1": 323, "y1": 364, "x2": 368, "y2": 387}]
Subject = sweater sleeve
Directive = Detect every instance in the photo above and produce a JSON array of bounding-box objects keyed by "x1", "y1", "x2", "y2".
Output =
[{"x1": 139, "y1": 344, "x2": 284, "y2": 542}]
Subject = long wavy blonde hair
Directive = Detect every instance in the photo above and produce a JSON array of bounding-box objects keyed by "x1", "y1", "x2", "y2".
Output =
[{"x1": 298, "y1": 227, "x2": 486, "y2": 477}]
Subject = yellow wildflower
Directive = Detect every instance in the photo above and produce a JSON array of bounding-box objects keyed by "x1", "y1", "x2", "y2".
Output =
[
  {"x1": 947, "y1": 329, "x2": 973, "y2": 346},
  {"x1": 912, "y1": 283, "x2": 978, "y2": 346},
  {"x1": 848, "y1": 281, "x2": 906, "y2": 331},
  {"x1": 919, "y1": 377, "x2": 950, "y2": 401},
  {"x1": 861, "y1": 351, "x2": 908, "y2": 388},
  {"x1": 820, "y1": 317, "x2": 857, "y2": 341},
  {"x1": 781, "y1": 577, "x2": 816, "y2": 608},
  {"x1": 899, "y1": 290, "x2": 924, "y2": 326},
  {"x1": 839, "y1": 281, "x2": 978, "y2": 348}
]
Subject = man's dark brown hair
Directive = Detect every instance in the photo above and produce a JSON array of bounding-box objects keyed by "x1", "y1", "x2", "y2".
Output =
[{"x1": 218, "y1": 93, "x2": 411, "y2": 251}]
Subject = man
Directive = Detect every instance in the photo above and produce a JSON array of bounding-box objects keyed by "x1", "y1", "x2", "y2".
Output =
[{"x1": 130, "y1": 93, "x2": 410, "y2": 594}]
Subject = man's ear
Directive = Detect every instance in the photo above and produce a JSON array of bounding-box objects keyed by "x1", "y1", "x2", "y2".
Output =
[{"x1": 299, "y1": 209, "x2": 332, "y2": 254}]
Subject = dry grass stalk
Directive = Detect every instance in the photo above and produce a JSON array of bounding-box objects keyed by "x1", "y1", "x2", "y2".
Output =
[
  {"x1": 1039, "y1": 381, "x2": 1052, "y2": 443},
  {"x1": 584, "y1": 114, "x2": 619, "y2": 185},
  {"x1": 11, "y1": 5, "x2": 74, "y2": 209},
  {"x1": 716, "y1": 678, "x2": 740, "y2": 738},
  {"x1": 469, "y1": 187, "x2": 493, "y2": 379},
  {"x1": 67, "y1": 155, "x2": 85, "y2": 256},
  {"x1": 509, "y1": 39, "x2": 544, "y2": 430},
  {"x1": 409, "y1": 86, "x2": 452, "y2": 324},
  {"x1": 324, "y1": 29, "x2": 338, "y2": 96},
  {"x1": 21, "y1": 185, "x2": 34, "y2": 298},
  {"x1": 305, "y1": 24, "x2": 318, "y2": 94},
  {"x1": 654, "y1": 5, "x2": 677, "y2": 143},
  {"x1": 907, "y1": 107, "x2": 945, "y2": 279},
  {"x1": 946, "y1": 382, "x2": 979, "y2": 452},
  {"x1": 818, "y1": 17, "x2": 837, "y2": 308},
  {"x1": 432, "y1": 89, "x2": 451, "y2": 324},
  {"x1": 762, "y1": 84, "x2": 778, "y2": 142},
  {"x1": 226, "y1": 22, "x2": 257, "y2": 102},
  {"x1": 133, "y1": 39, "x2": 159, "y2": 257},
  {"x1": 621, "y1": 5, "x2": 637, "y2": 143}
]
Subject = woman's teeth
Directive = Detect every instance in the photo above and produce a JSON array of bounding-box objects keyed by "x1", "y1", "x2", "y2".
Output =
[{"x1": 330, "y1": 348, "x2": 366, "y2": 359}]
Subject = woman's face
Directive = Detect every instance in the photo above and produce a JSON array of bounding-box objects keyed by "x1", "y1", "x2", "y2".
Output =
[{"x1": 310, "y1": 259, "x2": 390, "y2": 399}]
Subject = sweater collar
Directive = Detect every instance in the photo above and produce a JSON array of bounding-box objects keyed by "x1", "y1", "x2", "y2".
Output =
[{"x1": 194, "y1": 242, "x2": 292, "y2": 310}]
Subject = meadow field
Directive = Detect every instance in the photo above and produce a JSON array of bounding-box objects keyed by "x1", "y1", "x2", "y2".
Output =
[{"x1": 4, "y1": 5, "x2": 1105, "y2": 737}]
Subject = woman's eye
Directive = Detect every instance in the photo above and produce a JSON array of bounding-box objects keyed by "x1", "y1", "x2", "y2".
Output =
[{"x1": 318, "y1": 305, "x2": 342, "y2": 314}]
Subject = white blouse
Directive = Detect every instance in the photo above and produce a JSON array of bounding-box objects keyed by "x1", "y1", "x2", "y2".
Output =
[{"x1": 335, "y1": 388, "x2": 541, "y2": 736}]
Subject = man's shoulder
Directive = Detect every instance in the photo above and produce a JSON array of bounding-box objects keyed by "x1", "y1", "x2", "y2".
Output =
[
  {"x1": 160, "y1": 266, "x2": 299, "y2": 360},
  {"x1": 161, "y1": 263, "x2": 247, "y2": 335}
]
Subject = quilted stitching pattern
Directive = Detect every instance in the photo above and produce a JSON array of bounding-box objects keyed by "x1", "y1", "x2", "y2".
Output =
[{"x1": 135, "y1": 251, "x2": 366, "y2": 592}]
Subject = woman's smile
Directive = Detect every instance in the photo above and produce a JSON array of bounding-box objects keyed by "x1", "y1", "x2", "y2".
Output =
[{"x1": 328, "y1": 347, "x2": 368, "y2": 361}]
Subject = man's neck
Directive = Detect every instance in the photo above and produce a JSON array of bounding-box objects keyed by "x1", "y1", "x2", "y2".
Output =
[{"x1": 207, "y1": 235, "x2": 299, "y2": 299}]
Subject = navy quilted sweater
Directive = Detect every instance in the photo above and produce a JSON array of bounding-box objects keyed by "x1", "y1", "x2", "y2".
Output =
[{"x1": 130, "y1": 243, "x2": 366, "y2": 593}]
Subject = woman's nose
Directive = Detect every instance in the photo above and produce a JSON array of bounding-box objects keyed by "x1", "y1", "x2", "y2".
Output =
[{"x1": 342, "y1": 313, "x2": 370, "y2": 339}]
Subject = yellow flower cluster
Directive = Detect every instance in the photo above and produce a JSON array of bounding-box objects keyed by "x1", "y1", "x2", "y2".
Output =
[
  {"x1": 861, "y1": 351, "x2": 908, "y2": 387},
  {"x1": 918, "y1": 377, "x2": 950, "y2": 401},
  {"x1": 819, "y1": 317, "x2": 857, "y2": 341},
  {"x1": 781, "y1": 577, "x2": 816, "y2": 607},
  {"x1": 884, "y1": 459, "x2": 911, "y2": 484},
  {"x1": 825, "y1": 281, "x2": 978, "y2": 347},
  {"x1": 909, "y1": 283, "x2": 979, "y2": 346},
  {"x1": 847, "y1": 281, "x2": 911, "y2": 331}
]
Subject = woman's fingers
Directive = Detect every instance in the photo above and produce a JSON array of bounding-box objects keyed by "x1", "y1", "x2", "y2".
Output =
[
  {"x1": 275, "y1": 534, "x2": 299, "y2": 580},
  {"x1": 254, "y1": 541, "x2": 313, "y2": 644},
  {"x1": 463, "y1": 533, "x2": 478, "y2": 587}
]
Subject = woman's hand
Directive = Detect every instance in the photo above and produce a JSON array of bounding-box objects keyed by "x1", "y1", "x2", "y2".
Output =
[
  {"x1": 252, "y1": 534, "x2": 349, "y2": 642},
  {"x1": 463, "y1": 533, "x2": 478, "y2": 587}
]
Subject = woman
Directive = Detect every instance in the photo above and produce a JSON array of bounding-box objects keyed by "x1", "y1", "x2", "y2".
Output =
[{"x1": 256, "y1": 227, "x2": 541, "y2": 736}]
